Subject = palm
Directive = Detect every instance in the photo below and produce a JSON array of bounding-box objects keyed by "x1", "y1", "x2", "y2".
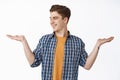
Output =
[
  {"x1": 7, "y1": 35, "x2": 25, "y2": 42},
  {"x1": 97, "y1": 36, "x2": 114, "y2": 46}
]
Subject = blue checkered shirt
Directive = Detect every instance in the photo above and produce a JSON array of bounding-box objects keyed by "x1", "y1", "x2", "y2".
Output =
[{"x1": 31, "y1": 32, "x2": 88, "y2": 80}]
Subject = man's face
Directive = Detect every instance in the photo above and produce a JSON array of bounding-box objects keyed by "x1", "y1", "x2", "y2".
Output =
[{"x1": 50, "y1": 11, "x2": 67, "y2": 32}]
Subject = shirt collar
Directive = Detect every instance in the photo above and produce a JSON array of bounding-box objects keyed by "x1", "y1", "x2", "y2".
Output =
[{"x1": 50, "y1": 31, "x2": 71, "y2": 38}]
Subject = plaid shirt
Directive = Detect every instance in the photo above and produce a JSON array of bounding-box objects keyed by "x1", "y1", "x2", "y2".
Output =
[{"x1": 31, "y1": 32, "x2": 88, "y2": 80}]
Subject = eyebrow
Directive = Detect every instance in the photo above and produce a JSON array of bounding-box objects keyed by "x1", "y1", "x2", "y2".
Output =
[{"x1": 50, "y1": 16, "x2": 59, "y2": 19}]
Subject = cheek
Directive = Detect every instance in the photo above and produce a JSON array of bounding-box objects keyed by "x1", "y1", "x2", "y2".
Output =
[{"x1": 57, "y1": 20, "x2": 63, "y2": 24}]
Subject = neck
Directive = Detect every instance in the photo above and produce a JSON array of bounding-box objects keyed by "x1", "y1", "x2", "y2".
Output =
[{"x1": 55, "y1": 29, "x2": 68, "y2": 37}]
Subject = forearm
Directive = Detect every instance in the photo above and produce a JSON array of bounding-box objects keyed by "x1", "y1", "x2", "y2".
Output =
[
  {"x1": 7, "y1": 35, "x2": 35, "y2": 65},
  {"x1": 84, "y1": 36, "x2": 114, "y2": 70},
  {"x1": 84, "y1": 42, "x2": 100, "y2": 70},
  {"x1": 22, "y1": 38, "x2": 35, "y2": 65}
]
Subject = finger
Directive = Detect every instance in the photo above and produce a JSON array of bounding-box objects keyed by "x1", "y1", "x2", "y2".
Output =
[
  {"x1": 6, "y1": 35, "x2": 17, "y2": 40},
  {"x1": 6, "y1": 35, "x2": 13, "y2": 38},
  {"x1": 106, "y1": 36, "x2": 114, "y2": 42},
  {"x1": 108, "y1": 36, "x2": 114, "y2": 40},
  {"x1": 109, "y1": 36, "x2": 114, "y2": 40}
]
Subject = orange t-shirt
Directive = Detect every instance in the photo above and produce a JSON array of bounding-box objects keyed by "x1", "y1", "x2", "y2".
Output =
[{"x1": 52, "y1": 36, "x2": 66, "y2": 80}]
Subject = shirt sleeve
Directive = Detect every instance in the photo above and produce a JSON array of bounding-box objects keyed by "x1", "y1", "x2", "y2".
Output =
[
  {"x1": 31, "y1": 38, "x2": 43, "y2": 67},
  {"x1": 79, "y1": 40, "x2": 88, "y2": 67}
]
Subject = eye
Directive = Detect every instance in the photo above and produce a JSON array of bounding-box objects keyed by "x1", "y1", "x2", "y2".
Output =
[
  {"x1": 49, "y1": 17, "x2": 52, "y2": 20},
  {"x1": 53, "y1": 16, "x2": 58, "y2": 20}
]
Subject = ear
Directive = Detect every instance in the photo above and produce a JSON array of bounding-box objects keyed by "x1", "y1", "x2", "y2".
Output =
[{"x1": 63, "y1": 17, "x2": 69, "y2": 23}]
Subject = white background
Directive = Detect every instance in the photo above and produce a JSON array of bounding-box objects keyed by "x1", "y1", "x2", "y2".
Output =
[{"x1": 0, "y1": 0, "x2": 120, "y2": 80}]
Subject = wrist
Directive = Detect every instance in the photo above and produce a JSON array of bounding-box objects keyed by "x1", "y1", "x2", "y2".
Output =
[
  {"x1": 96, "y1": 42, "x2": 101, "y2": 49},
  {"x1": 21, "y1": 36, "x2": 26, "y2": 44}
]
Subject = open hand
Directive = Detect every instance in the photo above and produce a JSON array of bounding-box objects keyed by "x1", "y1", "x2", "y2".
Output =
[
  {"x1": 7, "y1": 35, "x2": 25, "y2": 42},
  {"x1": 97, "y1": 36, "x2": 114, "y2": 46}
]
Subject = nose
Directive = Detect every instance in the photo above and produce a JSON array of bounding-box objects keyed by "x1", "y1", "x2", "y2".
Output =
[{"x1": 50, "y1": 18, "x2": 54, "y2": 24}]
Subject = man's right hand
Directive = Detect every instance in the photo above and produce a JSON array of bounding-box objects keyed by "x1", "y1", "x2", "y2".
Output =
[
  {"x1": 7, "y1": 35, "x2": 25, "y2": 42},
  {"x1": 7, "y1": 34, "x2": 35, "y2": 65}
]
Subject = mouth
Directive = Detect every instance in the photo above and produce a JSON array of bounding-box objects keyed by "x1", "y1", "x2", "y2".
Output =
[{"x1": 52, "y1": 24, "x2": 57, "y2": 29}]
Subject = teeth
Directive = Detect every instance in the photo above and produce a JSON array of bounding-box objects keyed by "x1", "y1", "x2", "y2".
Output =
[
  {"x1": 52, "y1": 25, "x2": 56, "y2": 28},
  {"x1": 53, "y1": 24, "x2": 56, "y2": 27}
]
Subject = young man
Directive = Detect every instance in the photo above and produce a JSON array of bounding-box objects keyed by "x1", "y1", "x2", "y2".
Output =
[{"x1": 7, "y1": 4, "x2": 114, "y2": 80}]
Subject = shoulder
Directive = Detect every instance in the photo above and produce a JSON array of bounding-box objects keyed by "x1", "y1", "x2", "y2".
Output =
[
  {"x1": 69, "y1": 34, "x2": 82, "y2": 41},
  {"x1": 39, "y1": 33, "x2": 53, "y2": 42},
  {"x1": 69, "y1": 34, "x2": 85, "y2": 45},
  {"x1": 41, "y1": 33, "x2": 53, "y2": 39}
]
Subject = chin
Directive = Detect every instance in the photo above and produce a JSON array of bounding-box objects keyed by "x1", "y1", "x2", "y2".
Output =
[
  {"x1": 53, "y1": 28, "x2": 58, "y2": 32},
  {"x1": 53, "y1": 30, "x2": 57, "y2": 32}
]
